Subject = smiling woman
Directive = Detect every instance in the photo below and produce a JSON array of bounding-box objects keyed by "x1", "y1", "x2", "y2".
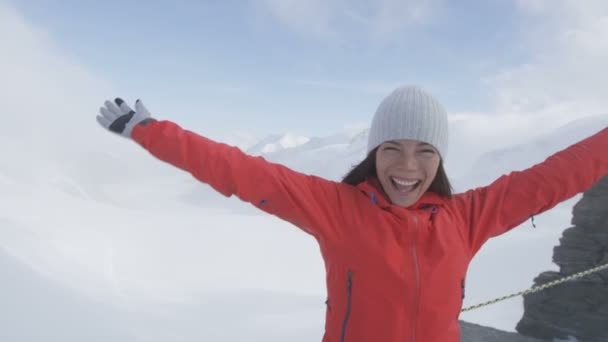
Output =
[
  {"x1": 375, "y1": 140, "x2": 441, "y2": 206},
  {"x1": 341, "y1": 86, "x2": 453, "y2": 206},
  {"x1": 341, "y1": 142, "x2": 452, "y2": 198},
  {"x1": 96, "y1": 85, "x2": 608, "y2": 342}
]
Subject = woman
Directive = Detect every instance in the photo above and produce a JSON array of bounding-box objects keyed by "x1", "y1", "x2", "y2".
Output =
[{"x1": 96, "y1": 85, "x2": 608, "y2": 342}]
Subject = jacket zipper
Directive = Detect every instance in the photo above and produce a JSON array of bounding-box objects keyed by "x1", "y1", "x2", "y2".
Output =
[
  {"x1": 340, "y1": 269, "x2": 353, "y2": 342},
  {"x1": 410, "y1": 215, "x2": 420, "y2": 342}
]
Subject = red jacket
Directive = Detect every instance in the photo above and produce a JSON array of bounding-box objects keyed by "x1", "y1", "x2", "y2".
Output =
[{"x1": 132, "y1": 121, "x2": 608, "y2": 342}]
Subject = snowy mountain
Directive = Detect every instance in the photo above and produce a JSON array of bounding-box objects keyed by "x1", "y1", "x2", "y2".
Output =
[
  {"x1": 459, "y1": 114, "x2": 608, "y2": 189},
  {"x1": 242, "y1": 114, "x2": 608, "y2": 194},
  {"x1": 1, "y1": 113, "x2": 606, "y2": 341},
  {"x1": 248, "y1": 128, "x2": 369, "y2": 181},
  {"x1": 246, "y1": 132, "x2": 311, "y2": 155},
  {"x1": 176, "y1": 128, "x2": 368, "y2": 211}
]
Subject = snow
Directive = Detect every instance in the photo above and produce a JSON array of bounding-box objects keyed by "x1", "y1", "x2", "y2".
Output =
[{"x1": 1, "y1": 112, "x2": 606, "y2": 340}]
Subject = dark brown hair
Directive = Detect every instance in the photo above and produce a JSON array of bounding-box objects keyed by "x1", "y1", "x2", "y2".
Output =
[{"x1": 341, "y1": 147, "x2": 453, "y2": 198}]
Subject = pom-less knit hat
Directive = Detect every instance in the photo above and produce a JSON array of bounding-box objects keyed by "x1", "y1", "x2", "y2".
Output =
[{"x1": 367, "y1": 85, "x2": 449, "y2": 159}]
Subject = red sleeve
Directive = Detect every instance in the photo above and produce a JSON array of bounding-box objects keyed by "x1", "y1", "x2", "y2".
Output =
[
  {"x1": 131, "y1": 120, "x2": 353, "y2": 242},
  {"x1": 452, "y1": 127, "x2": 608, "y2": 255}
]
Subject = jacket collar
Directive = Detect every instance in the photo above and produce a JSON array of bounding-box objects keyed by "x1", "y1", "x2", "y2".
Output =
[{"x1": 355, "y1": 177, "x2": 445, "y2": 210}]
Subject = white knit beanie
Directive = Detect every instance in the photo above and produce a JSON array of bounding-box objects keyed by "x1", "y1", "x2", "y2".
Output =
[{"x1": 367, "y1": 85, "x2": 449, "y2": 158}]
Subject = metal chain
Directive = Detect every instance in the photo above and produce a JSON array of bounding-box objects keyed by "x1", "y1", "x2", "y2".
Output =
[{"x1": 461, "y1": 262, "x2": 608, "y2": 312}]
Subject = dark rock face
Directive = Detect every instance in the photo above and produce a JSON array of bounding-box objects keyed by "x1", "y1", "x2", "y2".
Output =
[
  {"x1": 461, "y1": 321, "x2": 546, "y2": 342},
  {"x1": 516, "y1": 176, "x2": 608, "y2": 342}
]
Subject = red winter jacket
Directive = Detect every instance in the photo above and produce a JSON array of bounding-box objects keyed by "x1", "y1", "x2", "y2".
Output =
[{"x1": 132, "y1": 121, "x2": 608, "y2": 342}]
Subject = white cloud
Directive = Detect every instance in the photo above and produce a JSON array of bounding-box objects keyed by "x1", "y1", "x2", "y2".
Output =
[
  {"x1": 486, "y1": 1, "x2": 608, "y2": 120},
  {"x1": 0, "y1": 2, "x2": 118, "y2": 172},
  {"x1": 257, "y1": 0, "x2": 443, "y2": 42},
  {"x1": 514, "y1": 0, "x2": 554, "y2": 14},
  {"x1": 0, "y1": 1, "x2": 168, "y2": 302},
  {"x1": 364, "y1": 0, "x2": 441, "y2": 37},
  {"x1": 258, "y1": 0, "x2": 337, "y2": 39},
  {"x1": 293, "y1": 78, "x2": 401, "y2": 95}
]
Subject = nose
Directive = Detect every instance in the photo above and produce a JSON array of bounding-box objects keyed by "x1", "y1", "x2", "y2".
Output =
[{"x1": 398, "y1": 153, "x2": 418, "y2": 170}]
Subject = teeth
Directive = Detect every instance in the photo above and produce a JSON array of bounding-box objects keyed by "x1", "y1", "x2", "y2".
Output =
[{"x1": 392, "y1": 177, "x2": 419, "y2": 186}]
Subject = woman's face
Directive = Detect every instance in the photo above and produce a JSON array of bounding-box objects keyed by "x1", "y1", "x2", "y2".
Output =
[{"x1": 375, "y1": 139, "x2": 441, "y2": 207}]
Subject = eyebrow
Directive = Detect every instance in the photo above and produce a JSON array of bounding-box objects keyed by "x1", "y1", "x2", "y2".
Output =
[
  {"x1": 384, "y1": 141, "x2": 401, "y2": 146},
  {"x1": 384, "y1": 140, "x2": 433, "y2": 147}
]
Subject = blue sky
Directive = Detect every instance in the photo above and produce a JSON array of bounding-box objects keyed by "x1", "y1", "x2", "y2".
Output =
[{"x1": 3, "y1": 0, "x2": 608, "y2": 142}]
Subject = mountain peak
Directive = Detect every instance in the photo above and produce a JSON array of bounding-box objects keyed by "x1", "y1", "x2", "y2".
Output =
[{"x1": 246, "y1": 133, "x2": 310, "y2": 155}]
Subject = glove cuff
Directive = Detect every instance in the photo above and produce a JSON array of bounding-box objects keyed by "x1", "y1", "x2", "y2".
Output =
[{"x1": 138, "y1": 118, "x2": 157, "y2": 126}]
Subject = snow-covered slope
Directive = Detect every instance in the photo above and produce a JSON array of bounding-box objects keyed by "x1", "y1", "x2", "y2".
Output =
[
  {"x1": 1, "y1": 112, "x2": 605, "y2": 339},
  {"x1": 0, "y1": 244, "x2": 136, "y2": 341}
]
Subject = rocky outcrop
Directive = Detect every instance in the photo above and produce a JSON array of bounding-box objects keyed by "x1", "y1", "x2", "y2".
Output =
[
  {"x1": 516, "y1": 176, "x2": 608, "y2": 342},
  {"x1": 461, "y1": 321, "x2": 546, "y2": 341}
]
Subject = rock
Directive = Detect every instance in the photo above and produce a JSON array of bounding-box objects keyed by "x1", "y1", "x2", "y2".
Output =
[
  {"x1": 461, "y1": 321, "x2": 547, "y2": 341},
  {"x1": 516, "y1": 176, "x2": 608, "y2": 342}
]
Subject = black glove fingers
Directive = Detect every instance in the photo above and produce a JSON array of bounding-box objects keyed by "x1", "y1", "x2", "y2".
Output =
[{"x1": 115, "y1": 98, "x2": 135, "y2": 115}]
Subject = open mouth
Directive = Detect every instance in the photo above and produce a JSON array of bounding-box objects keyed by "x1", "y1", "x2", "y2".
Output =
[{"x1": 390, "y1": 176, "x2": 421, "y2": 193}]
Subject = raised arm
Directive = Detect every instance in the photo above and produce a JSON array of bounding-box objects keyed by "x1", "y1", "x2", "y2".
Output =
[
  {"x1": 452, "y1": 127, "x2": 608, "y2": 255},
  {"x1": 97, "y1": 98, "x2": 352, "y2": 243}
]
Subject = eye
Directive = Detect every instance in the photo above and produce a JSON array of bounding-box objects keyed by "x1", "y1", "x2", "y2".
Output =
[
  {"x1": 419, "y1": 149, "x2": 436, "y2": 154},
  {"x1": 383, "y1": 146, "x2": 399, "y2": 151}
]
